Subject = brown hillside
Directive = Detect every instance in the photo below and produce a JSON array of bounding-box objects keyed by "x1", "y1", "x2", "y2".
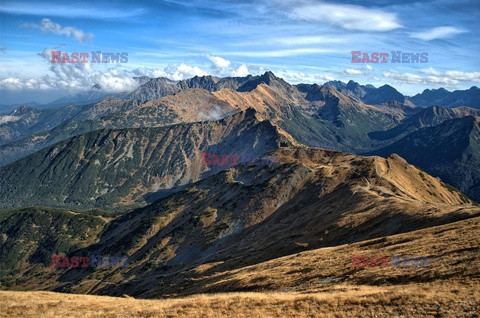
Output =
[
  {"x1": 8, "y1": 147, "x2": 477, "y2": 298},
  {"x1": 1, "y1": 215, "x2": 479, "y2": 317}
]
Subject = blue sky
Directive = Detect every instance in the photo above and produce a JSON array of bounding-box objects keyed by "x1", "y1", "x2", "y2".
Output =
[{"x1": 1, "y1": 0, "x2": 479, "y2": 104}]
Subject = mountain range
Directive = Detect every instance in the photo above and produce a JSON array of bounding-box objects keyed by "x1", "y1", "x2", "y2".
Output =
[
  {"x1": 324, "y1": 80, "x2": 480, "y2": 109},
  {"x1": 1, "y1": 71, "x2": 479, "y2": 313},
  {"x1": 1, "y1": 72, "x2": 479, "y2": 202}
]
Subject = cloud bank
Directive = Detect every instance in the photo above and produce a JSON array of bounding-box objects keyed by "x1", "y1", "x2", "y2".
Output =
[
  {"x1": 410, "y1": 26, "x2": 467, "y2": 41},
  {"x1": 22, "y1": 19, "x2": 94, "y2": 44},
  {"x1": 289, "y1": 2, "x2": 401, "y2": 31}
]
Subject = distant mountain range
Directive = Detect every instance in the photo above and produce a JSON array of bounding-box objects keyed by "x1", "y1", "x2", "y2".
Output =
[
  {"x1": 323, "y1": 80, "x2": 479, "y2": 109},
  {"x1": 0, "y1": 105, "x2": 82, "y2": 146},
  {"x1": 1, "y1": 72, "x2": 479, "y2": 203},
  {"x1": 2, "y1": 75, "x2": 478, "y2": 113},
  {"x1": 409, "y1": 86, "x2": 480, "y2": 109},
  {"x1": 324, "y1": 80, "x2": 414, "y2": 106},
  {"x1": 127, "y1": 74, "x2": 253, "y2": 102}
]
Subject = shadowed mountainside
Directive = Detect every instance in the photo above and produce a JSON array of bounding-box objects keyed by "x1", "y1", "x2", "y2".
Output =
[
  {"x1": 1, "y1": 147, "x2": 478, "y2": 297},
  {"x1": 369, "y1": 116, "x2": 480, "y2": 202},
  {"x1": 0, "y1": 109, "x2": 294, "y2": 210}
]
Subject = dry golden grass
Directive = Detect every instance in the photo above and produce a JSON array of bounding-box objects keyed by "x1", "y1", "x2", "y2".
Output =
[
  {"x1": 1, "y1": 282, "x2": 478, "y2": 318},
  {"x1": 2, "y1": 216, "x2": 479, "y2": 317},
  {"x1": 181, "y1": 214, "x2": 480, "y2": 295}
]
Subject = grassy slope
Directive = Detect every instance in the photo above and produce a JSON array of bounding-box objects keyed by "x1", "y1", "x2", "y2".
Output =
[
  {"x1": 2, "y1": 147, "x2": 479, "y2": 298},
  {"x1": 0, "y1": 215, "x2": 479, "y2": 317},
  {"x1": 0, "y1": 207, "x2": 111, "y2": 286}
]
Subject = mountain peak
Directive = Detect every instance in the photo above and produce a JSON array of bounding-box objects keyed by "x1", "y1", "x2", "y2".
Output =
[
  {"x1": 323, "y1": 80, "x2": 347, "y2": 90},
  {"x1": 378, "y1": 84, "x2": 396, "y2": 90},
  {"x1": 257, "y1": 71, "x2": 280, "y2": 83},
  {"x1": 263, "y1": 70, "x2": 276, "y2": 77},
  {"x1": 237, "y1": 71, "x2": 288, "y2": 92},
  {"x1": 346, "y1": 80, "x2": 361, "y2": 89},
  {"x1": 362, "y1": 84, "x2": 406, "y2": 105},
  {"x1": 11, "y1": 105, "x2": 35, "y2": 115}
]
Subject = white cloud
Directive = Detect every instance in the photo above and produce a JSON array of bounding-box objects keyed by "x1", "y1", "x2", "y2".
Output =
[
  {"x1": 1, "y1": 48, "x2": 138, "y2": 92},
  {"x1": 232, "y1": 64, "x2": 249, "y2": 77},
  {"x1": 134, "y1": 57, "x2": 251, "y2": 79},
  {"x1": 2, "y1": 3, "x2": 146, "y2": 19},
  {"x1": 410, "y1": 26, "x2": 467, "y2": 41},
  {"x1": 441, "y1": 70, "x2": 480, "y2": 83},
  {"x1": 315, "y1": 74, "x2": 335, "y2": 82},
  {"x1": 206, "y1": 54, "x2": 231, "y2": 68},
  {"x1": 164, "y1": 63, "x2": 208, "y2": 80},
  {"x1": 382, "y1": 71, "x2": 423, "y2": 84},
  {"x1": 289, "y1": 2, "x2": 401, "y2": 31},
  {"x1": 199, "y1": 105, "x2": 225, "y2": 121},
  {"x1": 382, "y1": 68, "x2": 480, "y2": 86},
  {"x1": 247, "y1": 64, "x2": 269, "y2": 75},
  {"x1": 96, "y1": 69, "x2": 139, "y2": 92},
  {"x1": 22, "y1": 18, "x2": 94, "y2": 44},
  {"x1": 342, "y1": 65, "x2": 373, "y2": 76},
  {"x1": 344, "y1": 68, "x2": 364, "y2": 75},
  {"x1": 419, "y1": 67, "x2": 442, "y2": 76},
  {"x1": 131, "y1": 68, "x2": 168, "y2": 79},
  {"x1": 132, "y1": 63, "x2": 208, "y2": 81},
  {"x1": 0, "y1": 77, "x2": 25, "y2": 90},
  {"x1": 0, "y1": 115, "x2": 21, "y2": 124},
  {"x1": 274, "y1": 69, "x2": 334, "y2": 84}
]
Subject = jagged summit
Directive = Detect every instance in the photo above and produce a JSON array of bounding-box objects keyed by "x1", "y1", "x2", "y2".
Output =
[{"x1": 237, "y1": 71, "x2": 288, "y2": 92}]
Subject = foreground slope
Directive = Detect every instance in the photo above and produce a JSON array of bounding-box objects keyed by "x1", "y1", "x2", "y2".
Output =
[
  {"x1": 2, "y1": 147, "x2": 478, "y2": 297},
  {"x1": 175, "y1": 214, "x2": 480, "y2": 296},
  {"x1": 1, "y1": 215, "x2": 479, "y2": 317}
]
